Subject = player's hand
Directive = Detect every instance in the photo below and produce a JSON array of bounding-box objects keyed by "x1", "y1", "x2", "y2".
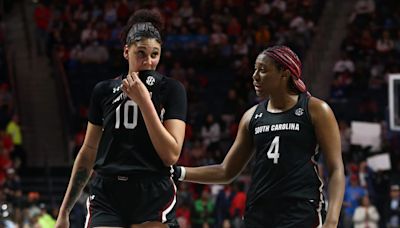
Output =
[
  {"x1": 55, "y1": 211, "x2": 70, "y2": 228},
  {"x1": 121, "y1": 72, "x2": 151, "y2": 105}
]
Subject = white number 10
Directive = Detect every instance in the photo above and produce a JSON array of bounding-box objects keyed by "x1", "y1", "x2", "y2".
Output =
[
  {"x1": 115, "y1": 100, "x2": 138, "y2": 129},
  {"x1": 267, "y1": 136, "x2": 280, "y2": 164}
]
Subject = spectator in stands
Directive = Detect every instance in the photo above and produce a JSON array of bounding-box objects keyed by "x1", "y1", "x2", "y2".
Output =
[
  {"x1": 229, "y1": 181, "x2": 246, "y2": 228},
  {"x1": 176, "y1": 201, "x2": 191, "y2": 228},
  {"x1": 3, "y1": 168, "x2": 21, "y2": 205},
  {"x1": 201, "y1": 114, "x2": 221, "y2": 153},
  {"x1": 343, "y1": 174, "x2": 368, "y2": 228},
  {"x1": 37, "y1": 203, "x2": 56, "y2": 228},
  {"x1": 215, "y1": 184, "x2": 235, "y2": 228},
  {"x1": 80, "y1": 40, "x2": 109, "y2": 64},
  {"x1": 358, "y1": 161, "x2": 376, "y2": 202},
  {"x1": 387, "y1": 184, "x2": 400, "y2": 228},
  {"x1": 333, "y1": 52, "x2": 355, "y2": 74},
  {"x1": 376, "y1": 30, "x2": 395, "y2": 54},
  {"x1": 354, "y1": 0, "x2": 375, "y2": 15},
  {"x1": 0, "y1": 143, "x2": 12, "y2": 185},
  {"x1": 174, "y1": 45, "x2": 345, "y2": 227},
  {"x1": 191, "y1": 187, "x2": 215, "y2": 228},
  {"x1": 353, "y1": 195, "x2": 380, "y2": 228},
  {"x1": 6, "y1": 115, "x2": 24, "y2": 169},
  {"x1": 80, "y1": 22, "x2": 97, "y2": 44},
  {"x1": 33, "y1": 2, "x2": 52, "y2": 56},
  {"x1": 358, "y1": 29, "x2": 375, "y2": 52}
]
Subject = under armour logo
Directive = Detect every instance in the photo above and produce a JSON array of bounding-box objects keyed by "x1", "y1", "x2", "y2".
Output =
[
  {"x1": 113, "y1": 85, "x2": 122, "y2": 93},
  {"x1": 146, "y1": 76, "x2": 155, "y2": 86},
  {"x1": 295, "y1": 108, "x2": 304, "y2": 116},
  {"x1": 255, "y1": 113, "x2": 263, "y2": 119}
]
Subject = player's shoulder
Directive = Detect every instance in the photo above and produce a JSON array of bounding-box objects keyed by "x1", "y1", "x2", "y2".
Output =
[
  {"x1": 308, "y1": 96, "x2": 334, "y2": 122},
  {"x1": 92, "y1": 75, "x2": 123, "y2": 95},
  {"x1": 242, "y1": 104, "x2": 259, "y2": 128},
  {"x1": 163, "y1": 76, "x2": 186, "y2": 93}
]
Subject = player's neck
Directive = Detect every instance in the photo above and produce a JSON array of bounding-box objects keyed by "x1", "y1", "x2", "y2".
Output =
[{"x1": 268, "y1": 93, "x2": 299, "y2": 112}]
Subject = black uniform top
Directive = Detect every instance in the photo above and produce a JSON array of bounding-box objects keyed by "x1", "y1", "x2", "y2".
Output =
[
  {"x1": 247, "y1": 93, "x2": 324, "y2": 206},
  {"x1": 88, "y1": 70, "x2": 187, "y2": 176}
]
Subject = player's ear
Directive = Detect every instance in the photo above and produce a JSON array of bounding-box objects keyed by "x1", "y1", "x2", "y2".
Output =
[
  {"x1": 123, "y1": 45, "x2": 129, "y2": 60},
  {"x1": 282, "y1": 69, "x2": 290, "y2": 78}
]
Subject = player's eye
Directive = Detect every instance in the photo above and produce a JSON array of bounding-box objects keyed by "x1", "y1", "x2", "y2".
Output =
[
  {"x1": 151, "y1": 52, "x2": 159, "y2": 58},
  {"x1": 255, "y1": 66, "x2": 265, "y2": 72},
  {"x1": 136, "y1": 51, "x2": 145, "y2": 58}
]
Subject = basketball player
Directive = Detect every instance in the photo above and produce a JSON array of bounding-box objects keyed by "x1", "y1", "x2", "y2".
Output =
[
  {"x1": 174, "y1": 46, "x2": 345, "y2": 227},
  {"x1": 56, "y1": 9, "x2": 187, "y2": 228}
]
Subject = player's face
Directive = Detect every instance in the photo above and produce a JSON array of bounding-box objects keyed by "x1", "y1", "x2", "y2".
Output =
[
  {"x1": 252, "y1": 53, "x2": 285, "y2": 98},
  {"x1": 124, "y1": 38, "x2": 161, "y2": 72}
]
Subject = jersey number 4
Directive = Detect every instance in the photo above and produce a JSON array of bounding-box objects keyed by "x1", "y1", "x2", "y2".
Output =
[
  {"x1": 266, "y1": 136, "x2": 280, "y2": 164},
  {"x1": 115, "y1": 100, "x2": 138, "y2": 129}
]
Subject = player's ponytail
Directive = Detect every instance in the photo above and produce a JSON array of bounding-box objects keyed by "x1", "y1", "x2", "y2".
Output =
[{"x1": 121, "y1": 9, "x2": 164, "y2": 46}]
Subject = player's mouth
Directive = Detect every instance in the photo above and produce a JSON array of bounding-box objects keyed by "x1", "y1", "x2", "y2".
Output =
[{"x1": 254, "y1": 83, "x2": 262, "y2": 92}]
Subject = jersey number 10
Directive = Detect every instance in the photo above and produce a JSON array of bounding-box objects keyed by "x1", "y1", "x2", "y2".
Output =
[
  {"x1": 115, "y1": 100, "x2": 138, "y2": 129},
  {"x1": 267, "y1": 136, "x2": 280, "y2": 164}
]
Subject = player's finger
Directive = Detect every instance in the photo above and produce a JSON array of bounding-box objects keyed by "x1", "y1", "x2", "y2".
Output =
[
  {"x1": 121, "y1": 86, "x2": 128, "y2": 93},
  {"x1": 122, "y1": 79, "x2": 130, "y2": 87},
  {"x1": 126, "y1": 74, "x2": 135, "y2": 86},
  {"x1": 130, "y1": 72, "x2": 139, "y2": 81}
]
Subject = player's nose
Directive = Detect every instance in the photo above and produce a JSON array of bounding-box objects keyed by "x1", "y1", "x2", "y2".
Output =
[
  {"x1": 252, "y1": 70, "x2": 260, "y2": 81},
  {"x1": 143, "y1": 55, "x2": 152, "y2": 66}
]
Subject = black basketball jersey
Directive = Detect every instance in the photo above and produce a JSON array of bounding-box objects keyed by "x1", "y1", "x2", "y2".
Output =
[
  {"x1": 247, "y1": 93, "x2": 324, "y2": 207},
  {"x1": 88, "y1": 70, "x2": 187, "y2": 176}
]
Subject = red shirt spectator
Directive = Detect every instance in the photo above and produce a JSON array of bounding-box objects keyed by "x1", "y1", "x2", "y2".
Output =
[
  {"x1": 34, "y1": 3, "x2": 52, "y2": 31},
  {"x1": 230, "y1": 191, "x2": 246, "y2": 217}
]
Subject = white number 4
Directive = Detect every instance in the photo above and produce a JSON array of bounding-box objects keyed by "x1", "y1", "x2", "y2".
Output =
[{"x1": 267, "y1": 136, "x2": 280, "y2": 164}]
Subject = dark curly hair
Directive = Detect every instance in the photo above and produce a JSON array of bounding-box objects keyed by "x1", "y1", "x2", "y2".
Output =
[{"x1": 120, "y1": 9, "x2": 164, "y2": 46}]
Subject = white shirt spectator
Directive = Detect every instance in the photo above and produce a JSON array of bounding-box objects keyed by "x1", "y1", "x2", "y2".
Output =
[
  {"x1": 353, "y1": 205, "x2": 380, "y2": 228},
  {"x1": 81, "y1": 42, "x2": 109, "y2": 64},
  {"x1": 376, "y1": 38, "x2": 394, "y2": 53},
  {"x1": 290, "y1": 16, "x2": 309, "y2": 34},
  {"x1": 201, "y1": 122, "x2": 221, "y2": 146},
  {"x1": 272, "y1": 0, "x2": 286, "y2": 12},
  {"x1": 354, "y1": 0, "x2": 375, "y2": 14},
  {"x1": 333, "y1": 58, "x2": 355, "y2": 73},
  {"x1": 255, "y1": 0, "x2": 271, "y2": 15},
  {"x1": 81, "y1": 24, "x2": 98, "y2": 43},
  {"x1": 179, "y1": 0, "x2": 193, "y2": 18}
]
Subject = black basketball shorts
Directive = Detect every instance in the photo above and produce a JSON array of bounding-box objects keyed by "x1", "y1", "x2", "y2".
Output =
[
  {"x1": 243, "y1": 198, "x2": 326, "y2": 228},
  {"x1": 84, "y1": 173, "x2": 178, "y2": 227}
]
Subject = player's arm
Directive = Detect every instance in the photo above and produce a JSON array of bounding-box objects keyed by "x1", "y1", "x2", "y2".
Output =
[
  {"x1": 122, "y1": 73, "x2": 187, "y2": 166},
  {"x1": 177, "y1": 106, "x2": 256, "y2": 184},
  {"x1": 57, "y1": 123, "x2": 102, "y2": 220},
  {"x1": 309, "y1": 97, "x2": 345, "y2": 227},
  {"x1": 139, "y1": 100, "x2": 185, "y2": 166}
]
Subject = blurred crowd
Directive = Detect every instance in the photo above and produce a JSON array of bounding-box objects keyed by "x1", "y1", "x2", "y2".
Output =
[
  {"x1": 329, "y1": 0, "x2": 400, "y2": 228},
  {"x1": 1, "y1": 2, "x2": 42, "y2": 227},
  {"x1": 0, "y1": 0, "x2": 400, "y2": 227}
]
